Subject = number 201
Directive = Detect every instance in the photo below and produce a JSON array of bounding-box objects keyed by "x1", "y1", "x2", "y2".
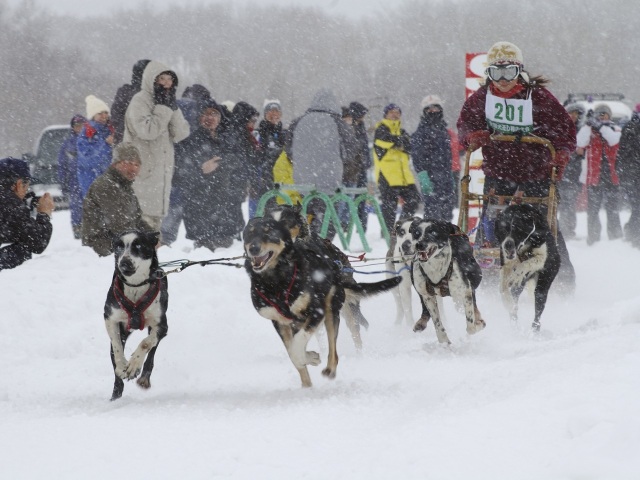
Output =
[{"x1": 494, "y1": 103, "x2": 524, "y2": 122}]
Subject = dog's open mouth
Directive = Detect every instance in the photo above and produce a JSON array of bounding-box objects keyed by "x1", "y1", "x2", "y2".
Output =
[
  {"x1": 417, "y1": 245, "x2": 437, "y2": 262},
  {"x1": 250, "y1": 251, "x2": 273, "y2": 271}
]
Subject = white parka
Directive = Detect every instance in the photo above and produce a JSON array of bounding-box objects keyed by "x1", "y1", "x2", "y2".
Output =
[{"x1": 123, "y1": 61, "x2": 189, "y2": 218}]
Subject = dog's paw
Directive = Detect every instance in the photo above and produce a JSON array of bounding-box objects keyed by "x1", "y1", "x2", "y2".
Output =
[
  {"x1": 136, "y1": 375, "x2": 151, "y2": 389},
  {"x1": 321, "y1": 367, "x2": 337, "y2": 379},
  {"x1": 115, "y1": 364, "x2": 128, "y2": 380},
  {"x1": 413, "y1": 316, "x2": 430, "y2": 332},
  {"x1": 466, "y1": 318, "x2": 486, "y2": 334},
  {"x1": 306, "y1": 351, "x2": 321, "y2": 366},
  {"x1": 123, "y1": 360, "x2": 142, "y2": 380}
]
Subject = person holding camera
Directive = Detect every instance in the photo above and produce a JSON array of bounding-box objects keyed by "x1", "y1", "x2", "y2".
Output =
[
  {"x1": 0, "y1": 158, "x2": 54, "y2": 271},
  {"x1": 576, "y1": 103, "x2": 623, "y2": 245}
]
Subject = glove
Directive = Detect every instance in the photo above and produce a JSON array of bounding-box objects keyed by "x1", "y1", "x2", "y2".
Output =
[
  {"x1": 552, "y1": 149, "x2": 570, "y2": 180},
  {"x1": 417, "y1": 171, "x2": 433, "y2": 195},
  {"x1": 153, "y1": 84, "x2": 178, "y2": 110},
  {"x1": 467, "y1": 130, "x2": 492, "y2": 151},
  {"x1": 585, "y1": 116, "x2": 602, "y2": 130}
]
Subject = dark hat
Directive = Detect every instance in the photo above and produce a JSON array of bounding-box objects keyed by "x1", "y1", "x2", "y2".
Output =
[
  {"x1": 0, "y1": 157, "x2": 36, "y2": 182},
  {"x1": 383, "y1": 103, "x2": 402, "y2": 116},
  {"x1": 348, "y1": 101, "x2": 368, "y2": 119},
  {"x1": 70, "y1": 114, "x2": 86, "y2": 127},
  {"x1": 197, "y1": 98, "x2": 224, "y2": 117},
  {"x1": 341, "y1": 106, "x2": 351, "y2": 118},
  {"x1": 184, "y1": 84, "x2": 211, "y2": 101}
]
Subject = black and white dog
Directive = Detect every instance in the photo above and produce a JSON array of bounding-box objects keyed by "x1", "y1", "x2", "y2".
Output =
[
  {"x1": 266, "y1": 205, "x2": 370, "y2": 351},
  {"x1": 386, "y1": 217, "x2": 421, "y2": 326},
  {"x1": 409, "y1": 219, "x2": 486, "y2": 344},
  {"x1": 243, "y1": 217, "x2": 400, "y2": 387},
  {"x1": 494, "y1": 204, "x2": 560, "y2": 331},
  {"x1": 103, "y1": 231, "x2": 168, "y2": 400}
]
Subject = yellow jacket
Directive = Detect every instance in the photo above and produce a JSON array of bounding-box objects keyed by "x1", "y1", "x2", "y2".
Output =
[
  {"x1": 272, "y1": 150, "x2": 302, "y2": 205},
  {"x1": 373, "y1": 118, "x2": 416, "y2": 187}
]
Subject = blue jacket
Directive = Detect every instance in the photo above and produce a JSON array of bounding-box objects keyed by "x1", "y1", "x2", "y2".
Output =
[{"x1": 77, "y1": 121, "x2": 113, "y2": 198}]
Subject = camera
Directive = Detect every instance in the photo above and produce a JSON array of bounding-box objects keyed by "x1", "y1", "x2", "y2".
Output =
[{"x1": 25, "y1": 191, "x2": 41, "y2": 211}]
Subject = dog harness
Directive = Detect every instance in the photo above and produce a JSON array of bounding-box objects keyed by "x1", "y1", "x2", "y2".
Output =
[
  {"x1": 112, "y1": 274, "x2": 161, "y2": 331},
  {"x1": 254, "y1": 264, "x2": 298, "y2": 321},
  {"x1": 419, "y1": 261, "x2": 454, "y2": 297}
]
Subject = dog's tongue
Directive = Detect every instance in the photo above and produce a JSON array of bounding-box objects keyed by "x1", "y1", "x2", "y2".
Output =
[{"x1": 252, "y1": 252, "x2": 270, "y2": 267}]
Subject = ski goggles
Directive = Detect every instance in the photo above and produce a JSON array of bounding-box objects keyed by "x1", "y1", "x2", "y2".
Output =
[{"x1": 486, "y1": 64, "x2": 521, "y2": 82}]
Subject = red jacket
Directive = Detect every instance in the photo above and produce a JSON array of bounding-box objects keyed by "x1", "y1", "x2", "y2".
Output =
[
  {"x1": 585, "y1": 131, "x2": 619, "y2": 186},
  {"x1": 457, "y1": 84, "x2": 576, "y2": 183}
]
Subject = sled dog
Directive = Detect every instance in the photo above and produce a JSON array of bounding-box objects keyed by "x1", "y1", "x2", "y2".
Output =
[{"x1": 103, "y1": 231, "x2": 168, "y2": 400}]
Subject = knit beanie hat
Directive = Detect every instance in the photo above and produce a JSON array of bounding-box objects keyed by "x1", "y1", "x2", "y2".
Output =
[
  {"x1": 85, "y1": 95, "x2": 110, "y2": 120},
  {"x1": 263, "y1": 99, "x2": 281, "y2": 114},
  {"x1": 112, "y1": 142, "x2": 141, "y2": 164},
  {"x1": 486, "y1": 41, "x2": 524, "y2": 65},
  {"x1": 348, "y1": 101, "x2": 368, "y2": 119},
  {"x1": 593, "y1": 104, "x2": 612, "y2": 117},
  {"x1": 383, "y1": 103, "x2": 402, "y2": 116},
  {"x1": 421, "y1": 95, "x2": 444, "y2": 110}
]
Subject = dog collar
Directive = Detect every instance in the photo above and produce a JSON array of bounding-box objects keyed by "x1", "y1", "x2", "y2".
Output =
[{"x1": 113, "y1": 274, "x2": 162, "y2": 331}]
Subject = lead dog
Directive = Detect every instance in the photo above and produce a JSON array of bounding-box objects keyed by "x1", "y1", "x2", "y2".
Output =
[
  {"x1": 409, "y1": 219, "x2": 485, "y2": 344},
  {"x1": 243, "y1": 217, "x2": 400, "y2": 387},
  {"x1": 103, "y1": 231, "x2": 168, "y2": 400},
  {"x1": 494, "y1": 204, "x2": 560, "y2": 331}
]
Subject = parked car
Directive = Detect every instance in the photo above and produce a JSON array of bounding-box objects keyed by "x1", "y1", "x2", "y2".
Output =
[
  {"x1": 564, "y1": 93, "x2": 633, "y2": 126},
  {"x1": 22, "y1": 124, "x2": 71, "y2": 209}
]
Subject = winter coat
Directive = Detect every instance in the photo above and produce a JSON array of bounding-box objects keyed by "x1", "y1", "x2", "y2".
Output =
[
  {"x1": 0, "y1": 188, "x2": 52, "y2": 270},
  {"x1": 616, "y1": 112, "x2": 640, "y2": 189},
  {"x1": 81, "y1": 166, "x2": 152, "y2": 257},
  {"x1": 373, "y1": 118, "x2": 415, "y2": 187},
  {"x1": 272, "y1": 150, "x2": 302, "y2": 205},
  {"x1": 111, "y1": 59, "x2": 149, "y2": 144},
  {"x1": 226, "y1": 102, "x2": 261, "y2": 200},
  {"x1": 258, "y1": 119, "x2": 286, "y2": 190},
  {"x1": 411, "y1": 114, "x2": 455, "y2": 189},
  {"x1": 176, "y1": 126, "x2": 242, "y2": 241},
  {"x1": 577, "y1": 123, "x2": 621, "y2": 187},
  {"x1": 457, "y1": 83, "x2": 576, "y2": 183},
  {"x1": 123, "y1": 60, "x2": 190, "y2": 219},
  {"x1": 76, "y1": 120, "x2": 114, "y2": 199},
  {"x1": 287, "y1": 89, "x2": 356, "y2": 192}
]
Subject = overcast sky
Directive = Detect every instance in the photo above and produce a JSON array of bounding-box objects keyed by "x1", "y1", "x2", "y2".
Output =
[{"x1": 9, "y1": 0, "x2": 392, "y2": 19}]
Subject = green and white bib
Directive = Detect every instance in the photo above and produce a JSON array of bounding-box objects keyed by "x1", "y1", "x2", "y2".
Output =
[{"x1": 485, "y1": 89, "x2": 533, "y2": 134}]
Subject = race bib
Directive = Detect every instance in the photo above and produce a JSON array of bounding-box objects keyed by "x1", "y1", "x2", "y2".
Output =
[{"x1": 485, "y1": 90, "x2": 533, "y2": 134}]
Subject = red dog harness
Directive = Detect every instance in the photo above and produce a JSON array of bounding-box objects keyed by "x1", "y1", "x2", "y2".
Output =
[
  {"x1": 254, "y1": 264, "x2": 298, "y2": 321},
  {"x1": 113, "y1": 275, "x2": 161, "y2": 331}
]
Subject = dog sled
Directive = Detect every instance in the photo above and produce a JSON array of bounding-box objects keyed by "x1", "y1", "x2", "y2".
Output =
[{"x1": 457, "y1": 134, "x2": 559, "y2": 270}]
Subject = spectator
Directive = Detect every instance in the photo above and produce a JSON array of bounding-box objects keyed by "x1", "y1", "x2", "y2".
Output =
[
  {"x1": 457, "y1": 41, "x2": 576, "y2": 289},
  {"x1": 77, "y1": 95, "x2": 115, "y2": 200},
  {"x1": 177, "y1": 84, "x2": 212, "y2": 132},
  {"x1": 373, "y1": 103, "x2": 420, "y2": 235},
  {"x1": 346, "y1": 101, "x2": 371, "y2": 230},
  {"x1": 178, "y1": 99, "x2": 238, "y2": 251},
  {"x1": 286, "y1": 88, "x2": 356, "y2": 236},
  {"x1": 559, "y1": 103, "x2": 586, "y2": 239},
  {"x1": 255, "y1": 99, "x2": 286, "y2": 217},
  {"x1": 411, "y1": 94, "x2": 457, "y2": 221},
  {"x1": 161, "y1": 83, "x2": 214, "y2": 245},
  {"x1": 226, "y1": 101, "x2": 261, "y2": 230},
  {"x1": 577, "y1": 103, "x2": 623, "y2": 245},
  {"x1": 123, "y1": 60, "x2": 190, "y2": 232},
  {"x1": 0, "y1": 158, "x2": 54, "y2": 271},
  {"x1": 111, "y1": 59, "x2": 151, "y2": 145},
  {"x1": 57, "y1": 114, "x2": 85, "y2": 239},
  {"x1": 81, "y1": 143, "x2": 153, "y2": 257},
  {"x1": 617, "y1": 103, "x2": 640, "y2": 248}
]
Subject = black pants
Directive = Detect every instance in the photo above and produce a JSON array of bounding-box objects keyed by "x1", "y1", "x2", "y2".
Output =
[
  {"x1": 587, "y1": 183, "x2": 622, "y2": 243},
  {"x1": 558, "y1": 180, "x2": 582, "y2": 238},
  {"x1": 378, "y1": 175, "x2": 421, "y2": 235}
]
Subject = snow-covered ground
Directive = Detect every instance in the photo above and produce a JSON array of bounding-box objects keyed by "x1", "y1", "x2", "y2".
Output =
[{"x1": 1, "y1": 207, "x2": 639, "y2": 479}]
